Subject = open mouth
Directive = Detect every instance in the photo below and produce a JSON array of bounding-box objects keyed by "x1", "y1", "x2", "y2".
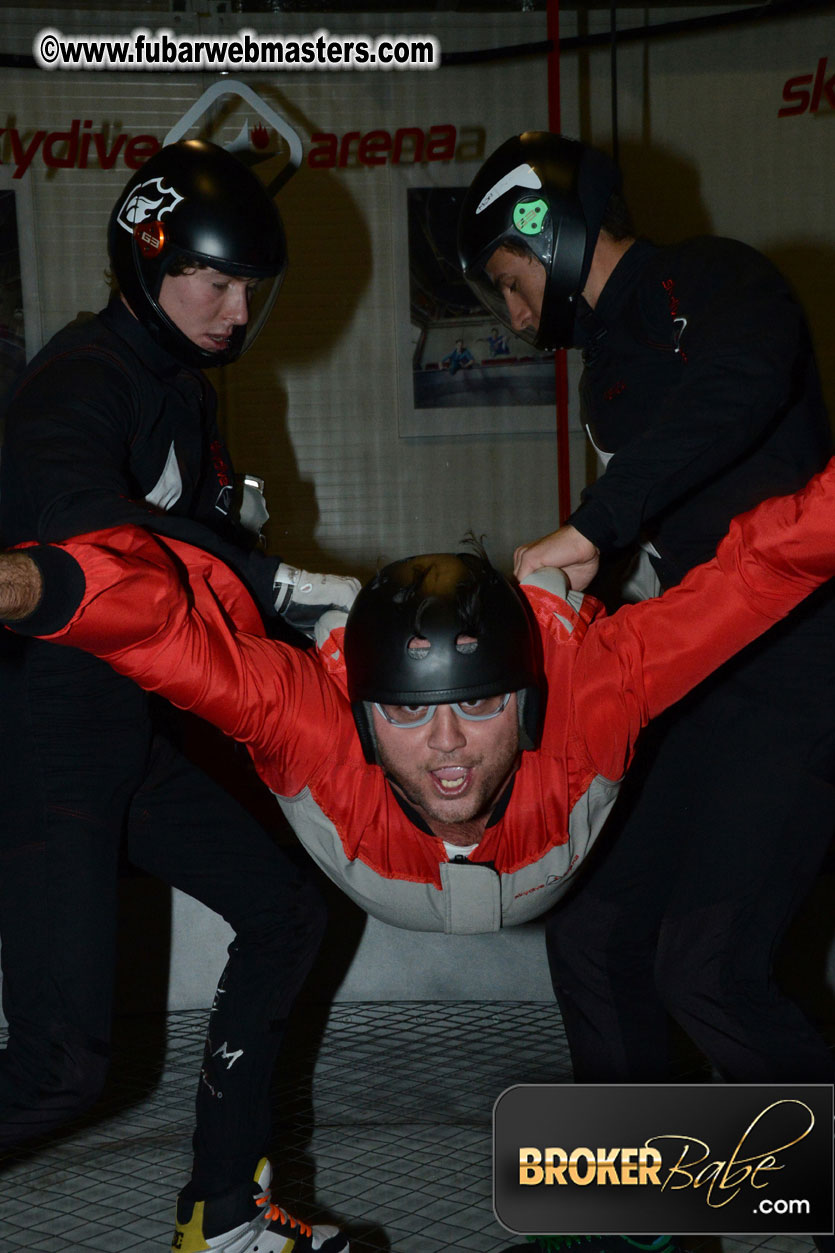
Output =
[{"x1": 430, "y1": 767, "x2": 472, "y2": 797}]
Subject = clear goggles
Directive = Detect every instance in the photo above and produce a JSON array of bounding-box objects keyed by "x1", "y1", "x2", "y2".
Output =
[{"x1": 374, "y1": 692, "x2": 511, "y2": 729}]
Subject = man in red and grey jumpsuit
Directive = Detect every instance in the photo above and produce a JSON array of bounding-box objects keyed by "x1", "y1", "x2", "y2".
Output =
[{"x1": 2, "y1": 461, "x2": 835, "y2": 946}]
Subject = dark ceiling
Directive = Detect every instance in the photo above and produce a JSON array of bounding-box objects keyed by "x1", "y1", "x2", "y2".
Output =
[{"x1": 225, "y1": 2, "x2": 762, "y2": 9}]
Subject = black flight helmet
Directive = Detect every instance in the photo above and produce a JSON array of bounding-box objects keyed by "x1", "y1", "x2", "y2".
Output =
[
  {"x1": 346, "y1": 551, "x2": 542, "y2": 764},
  {"x1": 108, "y1": 139, "x2": 287, "y2": 369},
  {"x1": 457, "y1": 132, "x2": 620, "y2": 351}
]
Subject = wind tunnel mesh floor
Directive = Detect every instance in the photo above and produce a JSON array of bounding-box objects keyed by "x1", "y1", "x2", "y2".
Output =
[{"x1": 0, "y1": 1002, "x2": 821, "y2": 1253}]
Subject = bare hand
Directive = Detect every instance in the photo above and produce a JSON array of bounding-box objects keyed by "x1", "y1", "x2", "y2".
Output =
[
  {"x1": 0, "y1": 552, "x2": 43, "y2": 621},
  {"x1": 514, "y1": 525, "x2": 600, "y2": 591}
]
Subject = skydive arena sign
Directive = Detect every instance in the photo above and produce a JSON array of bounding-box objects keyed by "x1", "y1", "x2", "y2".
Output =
[{"x1": 0, "y1": 119, "x2": 483, "y2": 178}]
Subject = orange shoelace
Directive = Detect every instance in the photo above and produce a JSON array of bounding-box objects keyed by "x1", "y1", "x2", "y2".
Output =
[{"x1": 256, "y1": 1194, "x2": 313, "y2": 1238}]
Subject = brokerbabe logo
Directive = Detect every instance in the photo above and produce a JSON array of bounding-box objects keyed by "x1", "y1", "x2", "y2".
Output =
[{"x1": 494, "y1": 1084, "x2": 834, "y2": 1236}]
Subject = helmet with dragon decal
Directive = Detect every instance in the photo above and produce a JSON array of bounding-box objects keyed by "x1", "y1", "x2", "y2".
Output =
[
  {"x1": 457, "y1": 132, "x2": 621, "y2": 351},
  {"x1": 108, "y1": 139, "x2": 287, "y2": 368},
  {"x1": 345, "y1": 550, "x2": 542, "y2": 765}
]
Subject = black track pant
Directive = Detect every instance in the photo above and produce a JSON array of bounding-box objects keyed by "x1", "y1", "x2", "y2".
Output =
[
  {"x1": 546, "y1": 666, "x2": 835, "y2": 1084},
  {"x1": 0, "y1": 640, "x2": 326, "y2": 1196}
]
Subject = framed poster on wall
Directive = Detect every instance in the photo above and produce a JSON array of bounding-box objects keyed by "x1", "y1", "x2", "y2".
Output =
[
  {"x1": 394, "y1": 172, "x2": 557, "y2": 439},
  {"x1": 0, "y1": 166, "x2": 42, "y2": 414}
]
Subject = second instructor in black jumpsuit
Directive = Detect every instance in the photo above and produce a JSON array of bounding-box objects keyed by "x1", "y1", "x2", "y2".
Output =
[{"x1": 458, "y1": 132, "x2": 835, "y2": 1088}]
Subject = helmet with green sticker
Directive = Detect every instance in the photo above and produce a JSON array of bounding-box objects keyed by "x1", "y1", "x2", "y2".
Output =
[
  {"x1": 457, "y1": 132, "x2": 621, "y2": 351},
  {"x1": 513, "y1": 198, "x2": 550, "y2": 236}
]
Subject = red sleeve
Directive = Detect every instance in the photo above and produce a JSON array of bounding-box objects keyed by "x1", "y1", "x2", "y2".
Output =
[
  {"x1": 33, "y1": 525, "x2": 342, "y2": 785},
  {"x1": 571, "y1": 457, "x2": 835, "y2": 781}
]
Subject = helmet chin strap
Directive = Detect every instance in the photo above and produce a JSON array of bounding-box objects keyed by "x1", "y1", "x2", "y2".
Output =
[
  {"x1": 534, "y1": 290, "x2": 574, "y2": 353},
  {"x1": 141, "y1": 265, "x2": 250, "y2": 369},
  {"x1": 145, "y1": 309, "x2": 244, "y2": 370},
  {"x1": 360, "y1": 701, "x2": 382, "y2": 766}
]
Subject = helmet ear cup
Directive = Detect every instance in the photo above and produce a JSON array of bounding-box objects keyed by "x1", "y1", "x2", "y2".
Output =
[
  {"x1": 352, "y1": 701, "x2": 380, "y2": 766},
  {"x1": 517, "y1": 686, "x2": 542, "y2": 752}
]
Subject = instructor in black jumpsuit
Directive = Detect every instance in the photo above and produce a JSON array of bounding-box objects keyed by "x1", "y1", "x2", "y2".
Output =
[
  {"x1": 458, "y1": 133, "x2": 835, "y2": 1087},
  {"x1": 0, "y1": 140, "x2": 351, "y2": 1253}
]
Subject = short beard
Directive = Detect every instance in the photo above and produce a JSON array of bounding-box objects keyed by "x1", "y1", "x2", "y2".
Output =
[{"x1": 378, "y1": 740, "x2": 520, "y2": 831}]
